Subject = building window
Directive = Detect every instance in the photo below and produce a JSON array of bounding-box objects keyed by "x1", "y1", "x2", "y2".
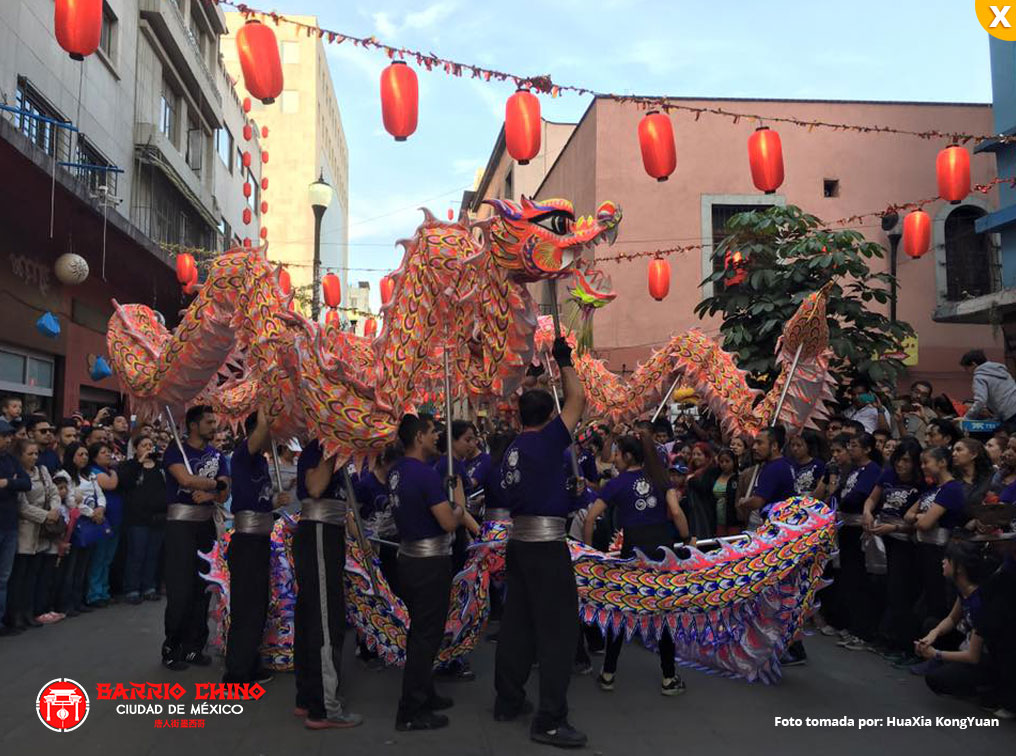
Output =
[
  {"x1": 215, "y1": 127, "x2": 234, "y2": 172},
  {"x1": 159, "y1": 80, "x2": 178, "y2": 145},
  {"x1": 709, "y1": 204, "x2": 771, "y2": 277},
  {"x1": 13, "y1": 78, "x2": 69, "y2": 159},
  {"x1": 944, "y1": 206, "x2": 998, "y2": 301},
  {"x1": 218, "y1": 218, "x2": 232, "y2": 252},
  {"x1": 76, "y1": 136, "x2": 117, "y2": 195},
  {"x1": 247, "y1": 168, "x2": 259, "y2": 211},
  {"x1": 504, "y1": 168, "x2": 513, "y2": 200},
  {"x1": 99, "y1": 2, "x2": 117, "y2": 61},
  {"x1": 0, "y1": 345, "x2": 55, "y2": 397},
  {"x1": 281, "y1": 90, "x2": 300, "y2": 114},
  {"x1": 282, "y1": 41, "x2": 300, "y2": 64},
  {"x1": 186, "y1": 116, "x2": 203, "y2": 172},
  {"x1": 823, "y1": 179, "x2": 840, "y2": 198}
]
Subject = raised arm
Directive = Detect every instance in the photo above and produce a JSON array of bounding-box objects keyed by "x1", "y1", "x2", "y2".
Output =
[{"x1": 553, "y1": 337, "x2": 586, "y2": 434}]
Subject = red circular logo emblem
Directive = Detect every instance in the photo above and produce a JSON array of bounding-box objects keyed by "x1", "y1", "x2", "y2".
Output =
[{"x1": 36, "y1": 678, "x2": 90, "y2": 732}]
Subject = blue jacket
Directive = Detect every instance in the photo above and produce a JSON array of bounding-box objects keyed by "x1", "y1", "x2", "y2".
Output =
[{"x1": 0, "y1": 451, "x2": 32, "y2": 531}]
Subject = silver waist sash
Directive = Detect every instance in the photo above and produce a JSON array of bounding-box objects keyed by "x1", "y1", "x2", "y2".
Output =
[
  {"x1": 915, "y1": 527, "x2": 951, "y2": 547},
  {"x1": 398, "y1": 534, "x2": 453, "y2": 558},
  {"x1": 233, "y1": 510, "x2": 274, "y2": 536},
  {"x1": 167, "y1": 503, "x2": 214, "y2": 522},
  {"x1": 876, "y1": 514, "x2": 911, "y2": 542},
  {"x1": 484, "y1": 508, "x2": 512, "y2": 522},
  {"x1": 837, "y1": 512, "x2": 865, "y2": 527},
  {"x1": 301, "y1": 499, "x2": 347, "y2": 525},
  {"x1": 510, "y1": 515, "x2": 567, "y2": 542}
]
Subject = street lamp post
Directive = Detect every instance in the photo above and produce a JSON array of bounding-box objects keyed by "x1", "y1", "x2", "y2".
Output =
[
  {"x1": 308, "y1": 171, "x2": 334, "y2": 320},
  {"x1": 881, "y1": 212, "x2": 902, "y2": 323}
]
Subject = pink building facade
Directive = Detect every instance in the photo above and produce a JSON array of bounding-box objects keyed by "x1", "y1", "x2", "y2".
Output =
[{"x1": 470, "y1": 97, "x2": 1003, "y2": 399}]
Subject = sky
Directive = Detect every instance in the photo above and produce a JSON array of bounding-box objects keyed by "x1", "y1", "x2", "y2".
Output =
[{"x1": 255, "y1": 0, "x2": 995, "y2": 311}]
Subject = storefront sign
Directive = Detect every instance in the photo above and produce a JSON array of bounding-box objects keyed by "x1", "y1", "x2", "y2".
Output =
[{"x1": 9, "y1": 254, "x2": 52, "y2": 298}]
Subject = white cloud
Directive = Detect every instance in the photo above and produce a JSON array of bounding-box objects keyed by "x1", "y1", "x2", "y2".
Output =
[
  {"x1": 451, "y1": 157, "x2": 482, "y2": 175},
  {"x1": 368, "y1": 2, "x2": 458, "y2": 41},
  {"x1": 372, "y1": 11, "x2": 398, "y2": 38},
  {"x1": 468, "y1": 79, "x2": 504, "y2": 119},
  {"x1": 404, "y1": 2, "x2": 457, "y2": 31}
]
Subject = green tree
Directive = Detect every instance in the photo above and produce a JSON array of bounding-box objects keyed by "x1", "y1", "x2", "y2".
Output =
[{"x1": 694, "y1": 205, "x2": 915, "y2": 392}]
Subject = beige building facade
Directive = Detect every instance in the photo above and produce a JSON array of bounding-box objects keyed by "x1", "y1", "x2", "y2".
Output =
[{"x1": 222, "y1": 13, "x2": 349, "y2": 312}]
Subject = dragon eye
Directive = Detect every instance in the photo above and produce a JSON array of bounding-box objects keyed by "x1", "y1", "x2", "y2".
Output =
[{"x1": 536, "y1": 213, "x2": 571, "y2": 235}]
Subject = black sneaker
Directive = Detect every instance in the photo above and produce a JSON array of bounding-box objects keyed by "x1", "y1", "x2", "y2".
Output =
[
  {"x1": 494, "y1": 700, "x2": 533, "y2": 722},
  {"x1": 184, "y1": 651, "x2": 212, "y2": 667},
  {"x1": 252, "y1": 669, "x2": 274, "y2": 684},
  {"x1": 126, "y1": 594, "x2": 143, "y2": 605},
  {"x1": 427, "y1": 694, "x2": 454, "y2": 711},
  {"x1": 661, "y1": 676, "x2": 686, "y2": 696},
  {"x1": 395, "y1": 711, "x2": 449, "y2": 731},
  {"x1": 596, "y1": 672, "x2": 615, "y2": 691},
  {"x1": 143, "y1": 592, "x2": 161, "y2": 602},
  {"x1": 435, "y1": 659, "x2": 476, "y2": 682},
  {"x1": 76, "y1": 604, "x2": 93, "y2": 614},
  {"x1": 162, "y1": 657, "x2": 189, "y2": 672},
  {"x1": 0, "y1": 625, "x2": 24, "y2": 637},
  {"x1": 530, "y1": 721, "x2": 588, "y2": 748}
]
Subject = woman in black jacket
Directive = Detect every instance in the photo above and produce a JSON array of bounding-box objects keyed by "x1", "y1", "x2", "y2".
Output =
[{"x1": 119, "y1": 436, "x2": 167, "y2": 603}]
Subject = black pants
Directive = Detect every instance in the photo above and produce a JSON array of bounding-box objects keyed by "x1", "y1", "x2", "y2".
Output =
[
  {"x1": 495, "y1": 540, "x2": 579, "y2": 731},
  {"x1": 883, "y1": 537, "x2": 920, "y2": 651},
  {"x1": 396, "y1": 553, "x2": 452, "y2": 720},
  {"x1": 57, "y1": 545, "x2": 92, "y2": 612},
  {"x1": 838, "y1": 525, "x2": 876, "y2": 640},
  {"x1": 293, "y1": 521, "x2": 347, "y2": 721},
  {"x1": 7, "y1": 553, "x2": 40, "y2": 622},
  {"x1": 162, "y1": 519, "x2": 215, "y2": 659},
  {"x1": 224, "y1": 533, "x2": 271, "y2": 682},
  {"x1": 926, "y1": 659, "x2": 992, "y2": 698},
  {"x1": 916, "y1": 542, "x2": 948, "y2": 627}
]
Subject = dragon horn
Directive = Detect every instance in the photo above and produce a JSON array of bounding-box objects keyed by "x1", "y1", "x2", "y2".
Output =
[{"x1": 419, "y1": 207, "x2": 437, "y2": 223}]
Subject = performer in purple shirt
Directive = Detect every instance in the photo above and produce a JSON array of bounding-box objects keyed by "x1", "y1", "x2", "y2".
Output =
[
  {"x1": 493, "y1": 337, "x2": 588, "y2": 749},
  {"x1": 390, "y1": 414, "x2": 467, "y2": 732},
  {"x1": 737, "y1": 426, "x2": 796, "y2": 521}
]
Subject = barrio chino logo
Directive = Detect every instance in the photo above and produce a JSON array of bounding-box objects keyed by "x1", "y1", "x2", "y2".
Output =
[
  {"x1": 36, "y1": 678, "x2": 90, "y2": 732},
  {"x1": 976, "y1": 1, "x2": 1016, "y2": 39}
]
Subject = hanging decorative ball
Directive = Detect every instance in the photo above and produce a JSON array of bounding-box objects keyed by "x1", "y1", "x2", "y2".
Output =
[
  {"x1": 36, "y1": 312, "x2": 61, "y2": 339},
  {"x1": 637, "y1": 111, "x2": 676, "y2": 182},
  {"x1": 380, "y1": 275, "x2": 395, "y2": 305},
  {"x1": 261, "y1": 125, "x2": 269, "y2": 139},
  {"x1": 243, "y1": 182, "x2": 252, "y2": 198},
  {"x1": 175, "y1": 253, "x2": 196, "y2": 284},
  {"x1": 261, "y1": 150, "x2": 269, "y2": 164},
  {"x1": 260, "y1": 226, "x2": 268, "y2": 240},
  {"x1": 261, "y1": 200, "x2": 268, "y2": 214},
  {"x1": 363, "y1": 318, "x2": 378, "y2": 338},
  {"x1": 261, "y1": 177, "x2": 268, "y2": 191},
  {"x1": 447, "y1": 208, "x2": 455, "y2": 221},
  {"x1": 54, "y1": 0, "x2": 102, "y2": 61},
  {"x1": 242, "y1": 151, "x2": 251, "y2": 168},
  {"x1": 54, "y1": 252, "x2": 89, "y2": 285},
  {"x1": 325, "y1": 308, "x2": 340, "y2": 327},
  {"x1": 747, "y1": 126, "x2": 784, "y2": 194},
  {"x1": 505, "y1": 88, "x2": 541, "y2": 165},
  {"x1": 937, "y1": 145, "x2": 971, "y2": 204},
  {"x1": 89, "y1": 355, "x2": 112, "y2": 382},
  {"x1": 322, "y1": 273, "x2": 342, "y2": 308},
  {"x1": 903, "y1": 210, "x2": 932, "y2": 259},
  {"x1": 647, "y1": 258, "x2": 670, "y2": 301},
  {"x1": 236, "y1": 20, "x2": 284, "y2": 104},
  {"x1": 243, "y1": 123, "x2": 253, "y2": 141},
  {"x1": 380, "y1": 60, "x2": 418, "y2": 141},
  {"x1": 242, "y1": 207, "x2": 252, "y2": 225},
  {"x1": 278, "y1": 268, "x2": 291, "y2": 294},
  {"x1": 725, "y1": 249, "x2": 748, "y2": 287}
]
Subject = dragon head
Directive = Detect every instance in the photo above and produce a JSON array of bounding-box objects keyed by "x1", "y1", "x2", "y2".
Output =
[
  {"x1": 781, "y1": 281, "x2": 834, "y2": 360},
  {"x1": 483, "y1": 196, "x2": 619, "y2": 309}
]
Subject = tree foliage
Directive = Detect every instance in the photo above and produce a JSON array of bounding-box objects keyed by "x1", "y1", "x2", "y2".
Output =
[{"x1": 694, "y1": 205, "x2": 915, "y2": 392}]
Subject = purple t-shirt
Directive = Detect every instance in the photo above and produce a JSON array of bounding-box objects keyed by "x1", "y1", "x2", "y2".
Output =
[
  {"x1": 389, "y1": 456, "x2": 448, "y2": 541},
  {"x1": 754, "y1": 457, "x2": 796, "y2": 514},
  {"x1": 877, "y1": 468, "x2": 923, "y2": 519},
  {"x1": 502, "y1": 417, "x2": 573, "y2": 517},
  {"x1": 838, "y1": 460, "x2": 882, "y2": 514},
  {"x1": 598, "y1": 469, "x2": 670, "y2": 529},
  {"x1": 792, "y1": 458, "x2": 825, "y2": 496},
  {"x1": 163, "y1": 443, "x2": 226, "y2": 507},
  {"x1": 465, "y1": 453, "x2": 491, "y2": 495},
  {"x1": 482, "y1": 458, "x2": 509, "y2": 513},
  {"x1": 230, "y1": 440, "x2": 274, "y2": 514},
  {"x1": 915, "y1": 479, "x2": 968, "y2": 530},
  {"x1": 296, "y1": 440, "x2": 346, "y2": 501},
  {"x1": 432, "y1": 455, "x2": 469, "y2": 490}
]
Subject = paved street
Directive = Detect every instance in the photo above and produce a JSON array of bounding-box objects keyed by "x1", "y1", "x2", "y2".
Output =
[{"x1": 0, "y1": 599, "x2": 1011, "y2": 755}]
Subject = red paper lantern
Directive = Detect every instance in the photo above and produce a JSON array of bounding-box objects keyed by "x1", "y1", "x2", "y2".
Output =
[
  {"x1": 447, "y1": 208, "x2": 455, "y2": 221},
  {"x1": 242, "y1": 151, "x2": 251, "y2": 168},
  {"x1": 243, "y1": 182, "x2": 252, "y2": 198},
  {"x1": 637, "y1": 111, "x2": 676, "y2": 182},
  {"x1": 183, "y1": 271, "x2": 200, "y2": 296},
  {"x1": 725, "y1": 250, "x2": 748, "y2": 287},
  {"x1": 243, "y1": 237, "x2": 252, "y2": 248},
  {"x1": 261, "y1": 150, "x2": 269, "y2": 164},
  {"x1": 261, "y1": 177, "x2": 268, "y2": 191},
  {"x1": 747, "y1": 126, "x2": 784, "y2": 194},
  {"x1": 260, "y1": 226, "x2": 268, "y2": 240},
  {"x1": 380, "y1": 275, "x2": 395, "y2": 305},
  {"x1": 380, "y1": 61, "x2": 418, "y2": 141},
  {"x1": 242, "y1": 97, "x2": 251, "y2": 113},
  {"x1": 903, "y1": 210, "x2": 932, "y2": 259},
  {"x1": 261, "y1": 200, "x2": 268, "y2": 214},
  {"x1": 54, "y1": 0, "x2": 102, "y2": 61},
  {"x1": 506, "y1": 88, "x2": 541, "y2": 165},
  {"x1": 236, "y1": 20, "x2": 284, "y2": 105},
  {"x1": 278, "y1": 268, "x2": 291, "y2": 294},
  {"x1": 261, "y1": 126, "x2": 269, "y2": 139},
  {"x1": 242, "y1": 123, "x2": 253, "y2": 141},
  {"x1": 937, "y1": 145, "x2": 971, "y2": 204},
  {"x1": 325, "y1": 308, "x2": 340, "y2": 326},
  {"x1": 647, "y1": 258, "x2": 670, "y2": 301},
  {"x1": 242, "y1": 208, "x2": 251, "y2": 225},
  {"x1": 175, "y1": 253, "x2": 196, "y2": 285},
  {"x1": 363, "y1": 318, "x2": 378, "y2": 338},
  {"x1": 322, "y1": 273, "x2": 342, "y2": 308}
]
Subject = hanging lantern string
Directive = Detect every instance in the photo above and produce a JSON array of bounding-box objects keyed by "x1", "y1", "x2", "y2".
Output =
[
  {"x1": 218, "y1": 0, "x2": 1016, "y2": 145},
  {"x1": 160, "y1": 176, "x2": 1010, "y2": 270}
]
